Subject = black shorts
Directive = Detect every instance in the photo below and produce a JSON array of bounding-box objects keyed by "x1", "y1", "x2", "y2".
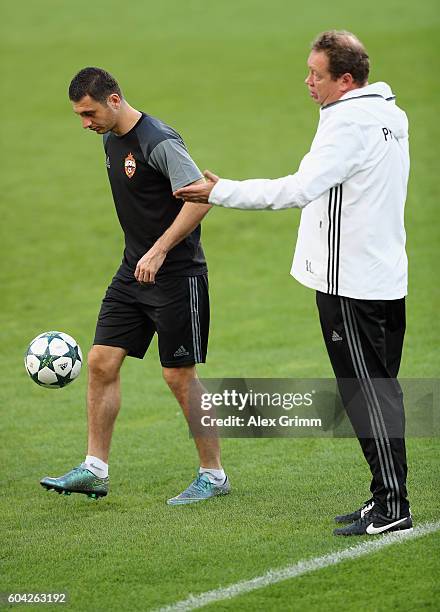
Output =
[{"x1": 94, "y1": 274, "x2": 209, "y2": 367}]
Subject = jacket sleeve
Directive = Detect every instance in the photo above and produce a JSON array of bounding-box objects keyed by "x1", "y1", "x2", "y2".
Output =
[{"x1": 209, "y1": 117, "x2": 366, "y2": 210}]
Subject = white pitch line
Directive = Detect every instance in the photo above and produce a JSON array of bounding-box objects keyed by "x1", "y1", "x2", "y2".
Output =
[{"x1": 156, "y1": 520, "x2": 440, "y2": 612}]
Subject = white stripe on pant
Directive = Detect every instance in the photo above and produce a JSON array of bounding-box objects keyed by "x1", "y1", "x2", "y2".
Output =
[
  {"x1": 340, "y1": 297, "x2": 400, "y2": 519},
  {"x1": 189, "y1": 277, "x2": 202, "y2": 363}
]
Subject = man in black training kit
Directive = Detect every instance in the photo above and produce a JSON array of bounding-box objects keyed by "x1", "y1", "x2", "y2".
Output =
[
  {"x1": 40, "y1": 67, "x2": 230, "y2": 505},
  {"x1": 176, "y1": 31, "x2": 413, "y2": 535}
]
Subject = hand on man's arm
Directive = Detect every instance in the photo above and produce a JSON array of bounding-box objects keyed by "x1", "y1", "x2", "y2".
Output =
[
  {"x1": 135, "y1": 179, "x2": 211, "y2": 284},
  {"x1": 173, "y1": 171, "x2": 219, "y2": 203}
]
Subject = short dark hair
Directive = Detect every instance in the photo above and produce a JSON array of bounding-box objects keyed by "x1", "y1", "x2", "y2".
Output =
[
  {"x1": 312, "y1": 30, "x2": 369, "y2": 86},
  {"x1": 68, "y1": 67, "x2": 122, "y2": 103}
]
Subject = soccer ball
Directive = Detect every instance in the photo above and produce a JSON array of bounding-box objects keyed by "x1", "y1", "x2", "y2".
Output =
[{"x1": 24, "y1": 331, "x2": 83, "y2": 389}]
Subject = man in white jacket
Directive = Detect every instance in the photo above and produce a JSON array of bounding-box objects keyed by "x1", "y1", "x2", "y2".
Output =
[{"x1": 175, "y1": 30, "x2": 412, "y2": 536}]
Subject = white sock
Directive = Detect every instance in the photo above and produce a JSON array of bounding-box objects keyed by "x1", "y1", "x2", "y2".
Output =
[
  {"x1": 85, "y1": 455, "x2": 108, "y2": 478},
  {"x1": 199, "y1": 466, "x2": 226, "y2": 484}
]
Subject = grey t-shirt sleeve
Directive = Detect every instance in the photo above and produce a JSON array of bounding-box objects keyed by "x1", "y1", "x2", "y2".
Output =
[{"x1": 148, "y1": 138, "x2": 203, "y2": 191}]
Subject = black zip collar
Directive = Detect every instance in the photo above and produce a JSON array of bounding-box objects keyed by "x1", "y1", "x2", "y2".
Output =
[{"x1": 321, "y1": 94, "x2": 396, "y2": 111}]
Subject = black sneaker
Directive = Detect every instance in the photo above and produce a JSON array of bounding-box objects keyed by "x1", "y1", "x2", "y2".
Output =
[
  {"x1": 334, "y1": 510, "x2": 413, "y2": 536},
  {"x1": 334, "y1": 498, "x2": 375, "y2": 524}
]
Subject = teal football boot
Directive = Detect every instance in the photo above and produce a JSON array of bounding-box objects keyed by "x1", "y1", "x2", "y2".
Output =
[
  {"x1": 40, "y1": 463, "x2": 108, "y2": 499},
  {"x1": 167, "y1": 473, "x2": 230, "y2": 505}
]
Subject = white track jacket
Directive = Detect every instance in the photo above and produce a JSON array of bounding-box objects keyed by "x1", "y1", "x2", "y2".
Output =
[{"x1": 209, "y1": 82, "x2": 409, "y2": 300}]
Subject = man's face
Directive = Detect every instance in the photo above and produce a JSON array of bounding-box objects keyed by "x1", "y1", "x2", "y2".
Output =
[
  {"x1": 72, "y1": 94, "x2": 119, "y2": 134},
  {"x1": 305, "y1": 51, "x2": 348, "y2": 107}
]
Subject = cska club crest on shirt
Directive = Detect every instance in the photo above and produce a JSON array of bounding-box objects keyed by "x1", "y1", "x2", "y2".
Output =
[
  {"x1": 103, "y1": 112, "x2": 207, "y2": 280},
  {"x1": 124, "y1": 152, "x2": 136, "y2": 178}
]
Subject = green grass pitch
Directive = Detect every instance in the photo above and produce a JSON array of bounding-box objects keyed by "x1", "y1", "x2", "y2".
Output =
[{"x1": 0, "y1": 0, "x2": 439, "y2": 610}]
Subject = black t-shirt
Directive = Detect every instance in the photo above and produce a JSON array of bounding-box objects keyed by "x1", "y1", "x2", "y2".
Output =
[{"x1": 103, "y1": 112, "x2": 207, "y2": 279}]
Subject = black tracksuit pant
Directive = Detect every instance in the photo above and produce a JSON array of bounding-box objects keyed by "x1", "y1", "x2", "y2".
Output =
[{"x1": 316, "y1": 291, "x2": 410, "y2": 519}]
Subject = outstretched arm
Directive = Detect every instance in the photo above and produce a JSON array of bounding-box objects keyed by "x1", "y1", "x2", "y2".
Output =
[
  {"x1": 135, "y1": 179, "x2": 211, "y2": 284},
  {"x1": 174, "y1": 118, "x2": 365, "y2": 210}
]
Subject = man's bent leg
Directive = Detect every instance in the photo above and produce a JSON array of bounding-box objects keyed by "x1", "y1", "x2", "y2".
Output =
[
  {"x1": 87, "y1": 345, "x2": 127, "y2": 463},
  {"x1": 40, "y1": 344, "x2": 127, "y2": 498}
]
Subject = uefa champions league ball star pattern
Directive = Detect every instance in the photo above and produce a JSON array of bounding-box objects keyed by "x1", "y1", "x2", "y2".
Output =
[{"x1": 24, "y1": 331, "x2": 83, "y2": 388}]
